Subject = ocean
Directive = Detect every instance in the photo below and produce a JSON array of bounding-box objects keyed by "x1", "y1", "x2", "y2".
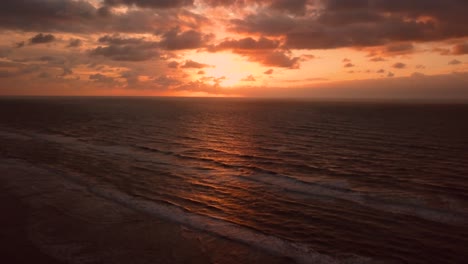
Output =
[{"x1": 0, "y1": 97, "x2": 467, "y2": 263}]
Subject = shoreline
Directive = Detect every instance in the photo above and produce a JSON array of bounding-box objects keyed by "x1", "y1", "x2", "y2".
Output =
[{"x1": 0, "y1": 158, "x2": 293, "y2": 264}]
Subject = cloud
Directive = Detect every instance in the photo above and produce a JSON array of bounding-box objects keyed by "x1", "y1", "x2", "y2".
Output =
[
  {"x1": 344, "y1": 62, "x2": 355, "y2": 68},
  {"x1": 153, "y1": 75, "x2": 182, "y2": 88},
  {"x1": 385, "y1": 42, "x2": 414, "y2": 54},
  {"x1": 376, "y1": 69, "x2": 385, "y2": 73},
  {"x1": 16, "y1": 42, "x2": 25, "y2": 48},
  {"x1": 268, "y1": 0, "x2": 309, "y2": 15},
  {"x1": 241, "y1": 75, "x2": 256, "y2": 81},
  {"x1": 30, "y1": 33, "x2": 56, "y2": 45},
  {"x1": 181, "y1": 60, "x2": 211, "y2": 68},
  {"x1": 90, "y1": 35, "x2": 160, "y2": 61},
  {"x1": 89, "y1": 73, "x2": 115, "y2": 83},
  {"x1": 90, "y1": 44, "x2": 159, "y2": 61},
  {"x1": 264, "y1": 69, "x2": 274, "y2": 75},
  {"x1": 98, "y1": 35, "x2": 146, "y2": 45},
  {"x1": 104, "y1": 0, "x2": 194, "y2": 9},
  {"x1": 159, "y1": 28, "x2": 211, "y2": 50},
  {"x1": 370, "y1": 57, "x2": 386, "y2": 62},
  {"x1": 256, "y1": 51, "x2": 301, "y2": 69},
  {"x1": 452, "y1": 43, "x2": 468, "y2": 55},
  {"x1": 167, "y1": 61, "x2": 179, "y2": 68},
  {"x1": 68, "y1": 38, "x2": 83, "y2": 48},
  {"x1": 208, "y1": 37, "x2": 280, "y2": 51},
  {"x1": 228, "y1": 0, "x2": 468, "y2": 50},
  {"x1": 448, "y1": 59, "x2": 462, "y2": 65},
  {"x1": 392, "y1": 62, "x2": 406, "y2": 69},
  {"x1": 387, "y1": 72, "x2": 395, "y2": 77}
]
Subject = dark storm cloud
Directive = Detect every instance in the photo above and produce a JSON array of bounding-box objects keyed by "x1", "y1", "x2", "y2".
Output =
[
  {"x1": 90, "y1": 34, "x2": 160, "y2": 61},
  {"x1": 0, "y1": 0, "x2": 97, "y2": 32},
  {"x1": 30, "y1": 33, "x2": 56, "y2": 45},
  {"x1": 0, "y1": 0, "x2": 208, "y2": 33},
  {"x1": 229, "y1": 0, "x2": 468, "y2": 50},
  {"x1": 158, "y1": 28, "x2": 212, "y2": 50},
  {"x1": 269, "y1": 0, "x2": 309, "y2": 15},
  {"x1": 104, "y1": 0, "x2": 194, "y2": 9}
]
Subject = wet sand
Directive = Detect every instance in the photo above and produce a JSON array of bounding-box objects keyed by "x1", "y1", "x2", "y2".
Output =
[{"x1": 0, "y1": 158, "x2": 291, "y2": 264}]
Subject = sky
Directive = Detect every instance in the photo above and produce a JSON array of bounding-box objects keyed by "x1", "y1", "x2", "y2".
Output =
[{"x1": 0, "y1": 0, "x2": 468, "y2": 99}]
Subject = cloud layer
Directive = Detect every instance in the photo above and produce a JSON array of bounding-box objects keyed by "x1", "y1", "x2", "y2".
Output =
[{"x1": 0, "y1": 0, "x2": 467, "y2": 97}]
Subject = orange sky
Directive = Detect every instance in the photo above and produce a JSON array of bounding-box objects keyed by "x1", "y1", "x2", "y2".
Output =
[{"x1": 0, "y1": 0, "x2": 468, "y2": 99}]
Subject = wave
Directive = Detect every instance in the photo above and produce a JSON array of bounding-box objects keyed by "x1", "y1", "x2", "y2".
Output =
[
  {"x1": 0, "y1": 158, "x2": 373, "y2": 264},
  {"x1": 1, "y1": 128, "x2": 467, "y2": 225}
]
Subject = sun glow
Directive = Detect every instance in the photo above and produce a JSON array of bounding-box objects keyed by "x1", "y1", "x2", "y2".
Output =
[{"x1": 187, "y1": 52, "x2": 262, "y2": 87}]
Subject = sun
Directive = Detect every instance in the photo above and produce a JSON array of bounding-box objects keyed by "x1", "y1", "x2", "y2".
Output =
[{"x1": 186, "y1": 52, "x2": 262, "y2": 87}]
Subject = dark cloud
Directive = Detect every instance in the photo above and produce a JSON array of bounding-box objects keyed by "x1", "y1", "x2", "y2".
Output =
[
  {"x1": 181, "y1": 60, "x2": 211, "y2": 68},
  {"x1": 0, "y1": 0, "x2": 208, "y2": 33},
  {"x1": 0, "y1": 0, "x2": 97, "y2": 32},
  {"x1": 229, "y1": 0, "x2": 468, "y2": 50},
  {"x1": 60, "y1": 67, "x2": 73, "y2": 77},
  {"x1": 90, "y1": 35, "x2": 160, "y2": 61},
  {"x1": 208, "y1": 37, "x2": 280, "y2": 51},
  {"x1": 254, "y1": 51, "x2": 301, "y2": 69},
  {"x1": 167, "y1": 61, "x2": 179, "y2": 68},
  {"x1": 90, "y1": 44, "x2": 159, "y2": 61},
  {"x1": 264, "y1": 69, "x2": 274, "y2": 75},
  {"x1": 370, "y1": 57, "x2": 385, "y2": 62},
  {"x1": 387, "y1": 72, "x2": 395, "y2": 77},
  {"x1": 98, "y1": 35, "x2": 146, "y2": 45},
  {"x1": 159, "y1": 28, "x2": 212, "y2": 50},
  {"x1": 386, "y1": 42, "x2": 414, "y2": 54},
  {"x1": 392, "y1": 62, "x2": 406, "y2": 69},
  {"x1": 207, "y1": 37, "x2": 300, "y2": 68},
  {"x1": 376, "y1": 69, "x2": 385, "y2": 73},
  {"x1": 37, "y1": 72, "x2": 51, "y2": 79},
  {"x1": 30, "y1": 33, "x2": 56, "y2": 45},
  {"x1": 241, "y1": 75, "x2": 256, "y2": 82},
  {"x1": 448, "y1": 59, "x2": 462, "y2": 65},
  {"x1": 16, "y1": 42, "x2": 25, "y2": 48},
  {"x1": 153, "y1": 75, "x2": 182, "y2": 88},
  {"x1": 89, "y1": 73, "x2": 116, "y2": 83},
  {"x1": 104, "y1": 0, "x2": 194, "y2": 9},
  {"x1": 452, "y1": 43, "x2": 468, "y2": 55},
  {"x1": 68, "y1": 38, "x2": 83, "y2": 48},
  {"x1": 269, "y1": 0, "x2": 309, "y2": 15},
  {"x1": 344, "y1": 63, "x2": 355, "y2": 68}
]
